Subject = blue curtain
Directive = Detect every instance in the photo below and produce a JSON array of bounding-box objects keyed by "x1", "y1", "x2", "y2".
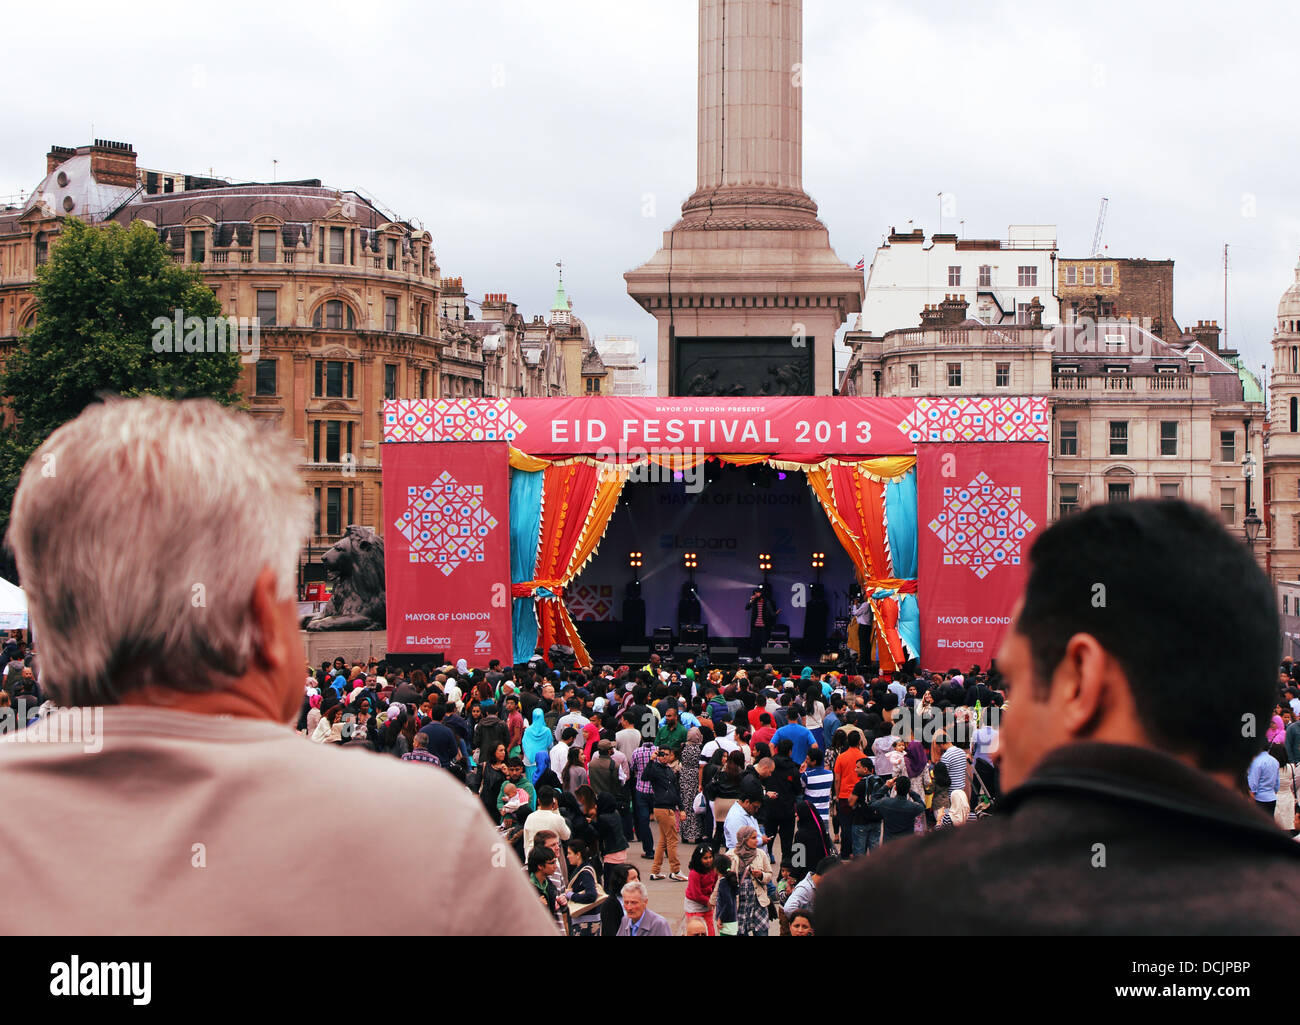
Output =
[
  {"x1": 884, "y1": 468, "x2": 918, "y2": 580},
  {"x1": 510, "y1": 468, "x2": 544, "y2": 664},
  {"x1": 895, "y1": 594, "x2": 921, "y2": 662}
]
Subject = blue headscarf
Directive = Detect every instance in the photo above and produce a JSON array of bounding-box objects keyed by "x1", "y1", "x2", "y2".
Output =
[
  {"x1": 522, "y1": 707, "x2": 553, "y2": 765},
  {"x1": 531, "y1": 749, "x2": 550, "y2": 785}
]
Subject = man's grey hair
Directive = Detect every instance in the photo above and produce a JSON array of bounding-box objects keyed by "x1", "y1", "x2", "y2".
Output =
[
  {"x1": 7, "y1": 397, "x2": 311, "y2": 704},
  {"x1": 620, "y1": 880, "x2": 648, "y2": 901}
]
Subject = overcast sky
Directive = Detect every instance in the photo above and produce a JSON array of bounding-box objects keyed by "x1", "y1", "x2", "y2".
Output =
[{"x1": 4, "y1": 0, "x2": 1297, "y2": 380}]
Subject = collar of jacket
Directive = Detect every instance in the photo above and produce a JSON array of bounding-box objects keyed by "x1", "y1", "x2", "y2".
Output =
[{"x1": 1001, "y1": 742, "x2": 1300, "y2": 853}]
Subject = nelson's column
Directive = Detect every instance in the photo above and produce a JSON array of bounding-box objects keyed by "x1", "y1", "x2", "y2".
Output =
[{"x1": 625, "y1": 0, "x2": 864, "y2": 397}]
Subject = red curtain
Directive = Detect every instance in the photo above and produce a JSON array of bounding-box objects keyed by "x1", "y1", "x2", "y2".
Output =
[{"x1": 511, "y1": 461, "x2": 626, "y2": 669}]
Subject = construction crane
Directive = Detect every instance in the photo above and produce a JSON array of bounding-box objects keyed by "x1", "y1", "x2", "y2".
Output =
[{"x1": 1090, "y1": 197, "x2": 1109, "y2": 257}]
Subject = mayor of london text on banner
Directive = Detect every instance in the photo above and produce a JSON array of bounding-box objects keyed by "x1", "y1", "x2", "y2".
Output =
[{"x1": 382, "y1": 441, "x2": 513, "y2": 664}]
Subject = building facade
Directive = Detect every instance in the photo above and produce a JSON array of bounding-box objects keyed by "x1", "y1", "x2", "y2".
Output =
[
  {"x1": 842, "y1": 295, "x2": 1267, "y2": 553},
  {"x1": 857, "y1": 225, "x2": 1060, "y2": 336},
  {"x1": 0, "y1": 140, "x2": 591, "y2": 589},
  {"x1": 1057, "y1": 256, "x2": 1179, "y2": 340},
  {"x1": 1265, "y1": 256, "x2": 1300, "y2": 584}
]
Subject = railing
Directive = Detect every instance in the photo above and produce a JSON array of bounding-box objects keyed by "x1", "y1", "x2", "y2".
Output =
[
  {"x1": 282, "y1": 252, "x2": 296, "y2": 264},
  {"x1": 1052, "y1": 374, "x2": 1193, "y2": 393},
  {"x1": 887, "y1": 326, "x2": 1042, "y2": 349}
]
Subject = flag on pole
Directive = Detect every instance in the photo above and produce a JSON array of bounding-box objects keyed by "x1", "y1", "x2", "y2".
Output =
[{"x1": 854, "y1": 256, "x2": 865, "y2": 271}]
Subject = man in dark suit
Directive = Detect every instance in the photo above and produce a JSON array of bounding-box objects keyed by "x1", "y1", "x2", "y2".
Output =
[{"x1": 817, "y1": 500, "x2": 1300, "y2": 934}]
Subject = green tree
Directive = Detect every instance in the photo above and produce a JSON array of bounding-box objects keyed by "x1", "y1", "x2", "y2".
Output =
[{"x1": 0, "y1": 217, "x2": 242, "y2": 544}]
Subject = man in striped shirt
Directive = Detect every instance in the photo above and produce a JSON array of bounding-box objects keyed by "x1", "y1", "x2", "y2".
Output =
[
  {"x1": 801, "y1": 746, "x2": 835, "y2": 834},
  {"x1": 629, "y1": 738, "x2": 658, "y2": 859},
  {"x1": 937, "y1": 731, "x2": 969, "y2": 795}
]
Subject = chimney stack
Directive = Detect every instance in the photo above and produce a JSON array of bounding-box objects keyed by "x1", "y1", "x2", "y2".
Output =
[
  {"x1": 88, "y1": 140, "x2": 137, "y2": 188},
  {"x1": 939, "y1": 293, "x2": 969, "y2": 326},
  {"x1": 1192, "y1": 319, "x2": 1221, "y2": 352}
]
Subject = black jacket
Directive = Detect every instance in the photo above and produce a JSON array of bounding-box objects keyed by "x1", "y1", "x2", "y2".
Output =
[
  {"x1": 642, "y1": 759, "x2": 683, "y2": 810},
  {"x1": 817, "y1": 742, "x2": 1300, "y2": 935},
  {"x1": 473, "y1": 715, "x2": 510, "y2": 759}
]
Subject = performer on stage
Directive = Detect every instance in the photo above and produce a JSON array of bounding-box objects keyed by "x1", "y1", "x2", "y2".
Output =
[
  {"x1": 745, "y1": 584, "x2": 780, "y2": 657},
  {"x1": 848, "y1": 587, "x2": 872, "y2": 664}
]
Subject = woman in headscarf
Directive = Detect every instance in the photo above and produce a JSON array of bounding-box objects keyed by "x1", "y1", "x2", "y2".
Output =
[
  {"x1": 304, "y1": 694, "x2": 323, "y2": 739},
  {"x1": 791, "y1": 796, "x2": 831, "y2": 878},
  {"x1": 479, "y1": 742, "x2": 509, "y2": 823},
  {"x1": 522, "y1": 707, "x2": 553, "y2": 767},
  {"x1": 1267, "y1": 706, "x2": 1287, "y2": 745},
  {"x1": 902, "y1": 727, "x2": 931, "y2": 833},
  {"x1": 728, "y1": 824, "x2": 773, "y2": 936},
  {"x1": 455, "y1": 657, "x2": 470, "y2": 679},
  {"x1": 935, "y1": 788, "x2": 970, "y2": 829},
  {"x1": 678, "y1": 727, "x2": 705, "y2": 844}
]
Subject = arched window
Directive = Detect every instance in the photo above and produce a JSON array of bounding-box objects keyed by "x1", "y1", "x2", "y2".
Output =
[
  {"x1": 312, "y1": 299, "x2": 355, "y2": 331},
  {"x1": 1291, "y1": 396, "x2": 1298, "y2": 433}
]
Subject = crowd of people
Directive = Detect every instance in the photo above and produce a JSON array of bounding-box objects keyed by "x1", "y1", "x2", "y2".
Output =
[{"x1": 266, "y1": 630, "x2": 1271, "y2": 935}]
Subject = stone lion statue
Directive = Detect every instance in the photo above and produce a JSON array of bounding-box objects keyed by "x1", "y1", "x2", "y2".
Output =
[{"x1": 305, "y1": 526, "x2": 386, "y2": 631}]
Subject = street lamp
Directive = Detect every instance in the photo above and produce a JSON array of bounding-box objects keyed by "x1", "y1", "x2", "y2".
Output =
[{"x1": 1242, "y1": 418, "x2": 1261, "y2": 552}]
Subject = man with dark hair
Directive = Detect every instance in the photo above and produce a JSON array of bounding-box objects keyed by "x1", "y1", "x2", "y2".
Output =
[
  {"x1": 818, "y1": 500, "x2": 1300, "y2": 933},
  {"x1": 417, "y1": 703, "x2": 459, "y2": 768}
]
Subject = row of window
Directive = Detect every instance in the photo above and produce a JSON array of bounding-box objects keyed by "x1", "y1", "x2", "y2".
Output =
[
  {"x1": 1059, "y1": 422, "x2": 1237, "y2": 460},
  {"x1": 946, "y1": 265, "x2": 1039, "y2": 288},
  {"x1": 1063, "y1": 265, "x2": 1115, "y2": 286},
  {"x1": 254, "y1": 358, "x2": 433, "y2": 400},
  {"x1": 917, "y1": 363, "x2": 1012, "y2": 388},
  {"x1": 1059, "y1": 481, "x2": 1237, "y2": 523},
  {"x1": 187, "y1": 226, "x2": 427, "y2": 275}
]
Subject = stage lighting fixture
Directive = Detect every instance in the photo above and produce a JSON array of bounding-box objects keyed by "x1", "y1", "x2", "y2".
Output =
[
  {"x1": 684, "y1": 552, "x2": 698, "y2": 570},
  {"x1": 758, "y1": 553, "x2": 772, "y2": 572},
  {"x1": 810, "y1": 552, "x2": 825, "y2": 569},
  {"x1": 629, "y1": 551, "x2": 643, "y2": 569}
]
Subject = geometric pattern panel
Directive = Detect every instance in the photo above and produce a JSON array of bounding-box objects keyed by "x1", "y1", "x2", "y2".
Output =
[
  {"x1": 395, "y1": 471, "x2": 500, "y2": 576},
  {"x1": 568, "y1": 583, "x2": 616, "y2": 622},
  {"x1": 384, "y1": 399, "x2": 527, "y2": 444},
  {"x1": 927, "y1": 471, "x2": 1036, "y2": 579},
  {"x1": 899, "y1": 397, "x2": 1049, "y2": 443}
]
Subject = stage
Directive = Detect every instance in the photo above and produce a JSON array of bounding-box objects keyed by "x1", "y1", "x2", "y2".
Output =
[{"x1": 380, "y1": 395, "x2": 1050, "y2": 671}]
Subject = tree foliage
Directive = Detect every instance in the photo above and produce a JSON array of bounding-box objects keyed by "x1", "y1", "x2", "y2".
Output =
[{"x1": 0, "y1": 217, "x2": 242, "y2": 545}]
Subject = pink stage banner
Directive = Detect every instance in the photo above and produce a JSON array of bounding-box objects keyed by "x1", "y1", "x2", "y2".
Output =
[
  {"x1": 382, "y1": 441, "x2": 513, "y2": 664},
  {"x1": 916, "y1": 442, "x2": 1048, "y2": 669},
  {"x1": 383, "y1": 396, "x2": 1050, "y2": 455}
]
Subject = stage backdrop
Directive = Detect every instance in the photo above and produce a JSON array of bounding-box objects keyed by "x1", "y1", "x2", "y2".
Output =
[
  {"x1": 381, "y1": 441, "x2": 513, "y2": 665},
  {"x1": 916, "y1": 442, "x2": 1048, "y2": 668}
]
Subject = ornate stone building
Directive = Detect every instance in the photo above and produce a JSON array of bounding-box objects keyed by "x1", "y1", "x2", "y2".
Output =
[
  {"x1": 1265, "y1": 255, "x2": 1300, "y2": 584},
  {"x1": 0, "y1": 140, "x2": 586, "y2": 588},
  {"x1": 842, "y1": 295, "x2": 1266, "y2": 554}
]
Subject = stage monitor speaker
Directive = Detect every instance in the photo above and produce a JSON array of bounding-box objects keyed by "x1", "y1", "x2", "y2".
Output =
[
  {"x1": 675, "y1": 643, "x2": 706, "y2": 660},
  {"x1": 652, "y1": 626, "x2": 674, "y2": 654},
  {"x1": 385, "y1": 653, "x2": 445, "y2": 670},
  {"x1": 762, "y1": 646, "x2": 793, "y2": 661},
  {"x1": 769, "y1": 624, "x2": 791, "y2": 642},
  {"x1": 680, "y1": 623, "x2": 708, "y2": 646},
  {"x1": 620, "y1": 645, "x2": 650, "y2": 659},
  {"x1": 711, "y1": 645, "x2": 739, "y2": 660}
]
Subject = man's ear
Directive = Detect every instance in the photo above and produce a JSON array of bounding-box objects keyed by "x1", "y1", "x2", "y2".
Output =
[
  {"x1": 1054, "y1": 632, "x2": 1111, "y2": 738},
  {"x1": 248, "y1": 567, "x2": 290, "y2": 674}
]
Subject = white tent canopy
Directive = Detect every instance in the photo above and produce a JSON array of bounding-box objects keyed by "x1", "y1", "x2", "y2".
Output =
[{"x1": 0, "y1": 577, "x2": 27, "y2": 631}]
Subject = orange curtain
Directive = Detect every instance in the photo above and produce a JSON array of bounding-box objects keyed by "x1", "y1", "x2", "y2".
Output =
[
  {"x1": 515, "y1": 462, "x2": 626, "y2": 669},
  {"x1": 805, "y1": 463, "x2": 910, "y2": 669}
]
